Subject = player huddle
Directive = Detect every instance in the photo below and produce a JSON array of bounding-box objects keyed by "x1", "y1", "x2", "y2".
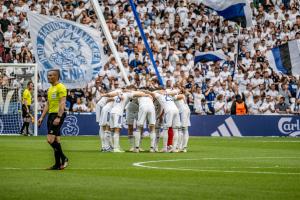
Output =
[{"x1": 96, "y1": 86, "x2": 191, "y2": 153}]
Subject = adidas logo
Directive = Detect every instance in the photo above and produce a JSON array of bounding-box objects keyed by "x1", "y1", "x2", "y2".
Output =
[{"x1": 211, "y1": 117, "x2": 242, "y2": 137}]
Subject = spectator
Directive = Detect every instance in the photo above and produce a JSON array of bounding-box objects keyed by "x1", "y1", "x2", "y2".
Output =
[
  {"x1": 73, "y1": 97, "x2": 88, "y2": 112},
  {"x1": 275, "y1": 96, "x2": 290, "y2": 114},
  {"x1": 279, "y1": 83, "x2": 292, "y2": 105},
  {"x1": 67, "y1": 90, "x2": 77, "y2": 112},
  {"x1": 37, "y1": 94, "x2": 46, "y2": 113},
  {"x1": 231, "y1": 94, "x2": 248, "y2": 115},
  {"x1": 193, "y1": 86, "x2": 204, "y2": 112},
  {"x1": 290, "y1": 98, "x2": 300, "y2": 115},
  {"x1": 205, "y1": 84, "x2": 216, "y2": 114},
  {"x1": 129, "y1": 53, "x2": 142, "y2": 69},
  {"x1": 267, "y1": 83, "x2": 279, "y2": 99},
  {"x1": 214, "y1": 94, "x2": 226, "y2": 115},
  {"x1": 260, "y1": 95, "x2": 276, "y2": 115},
  {"x1": 195, "y1": 98, "x2": 212, "y2": 115},
  {"x1": 248, "y1": 95, "x2": 261, "y2": 114}
]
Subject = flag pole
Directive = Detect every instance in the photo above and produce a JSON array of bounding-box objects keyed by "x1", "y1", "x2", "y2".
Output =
[
  {"x1": 128, "y1": 0, "x2": 164, "y2": 87},
  {"x1": 91, "y1": 0, "x2": 130, "y2": 85},
  {"x1": 234, "y1": 23, "x2": 241, "y2": 71}
]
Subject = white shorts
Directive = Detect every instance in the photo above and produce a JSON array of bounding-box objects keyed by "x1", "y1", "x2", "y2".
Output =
[
  {"x1": 126, "y1": 110, "x2": 138, "y2": 125},
  {"x1": 109, "y1": 113, "x2": 123, "y2": 129},
  {"x1": 163, "y1": 109, "x2": 181, "y2": 129},
  {"x1": 95, "y1": 105, "x2": 102, "y2": 123},
  {"x1": 137, "y1": 106, "x2": 156, "y2": 127},
  {"x1": 99, "y1": 109, "x2": 110, "y2": 126},
  {"x1": 179, "y1": 109, "x2": 191, "y2": 127}
]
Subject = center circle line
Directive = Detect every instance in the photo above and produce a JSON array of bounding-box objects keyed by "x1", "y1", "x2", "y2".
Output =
[{"x1": 132, "y1": 157, "x2": 300, "y2": 175}]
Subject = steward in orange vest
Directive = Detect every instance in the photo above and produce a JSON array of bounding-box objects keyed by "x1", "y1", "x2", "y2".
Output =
[{"x1": 231, "y1": 94, "x2": 248, "y2": 115}]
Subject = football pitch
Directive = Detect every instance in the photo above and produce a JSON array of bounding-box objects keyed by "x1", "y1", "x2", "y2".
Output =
[{"x1": 0, "y1": 136, "x2": 299, "y2": 200}]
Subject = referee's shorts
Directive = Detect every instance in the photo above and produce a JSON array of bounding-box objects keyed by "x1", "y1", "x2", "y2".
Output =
[
  {"x1": 22, "y1": 104, "x2": 31, "y2": 118},
  {"x1": 47, "y1": 113, "x2": 66, "y2": 136}
]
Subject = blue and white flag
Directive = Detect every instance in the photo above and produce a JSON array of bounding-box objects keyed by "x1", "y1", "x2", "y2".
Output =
[
  {"x1": 194, "y1": 50, "x2": 228, "y2": 64},
  {"x1": 266, "y1": 40, "x2": 300, "y2": 75},
  {"x1": 28, "y1": 12, "x2": 108, "y2": 89},
  {"x1": 193, "y1": 0, "x2": 252, "y2": 28}
]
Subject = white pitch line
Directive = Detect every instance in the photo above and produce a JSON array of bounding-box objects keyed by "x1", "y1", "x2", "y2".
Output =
[
  {"x1": 259, "y1": 141, "x2": 300, "y2": 143},
  {"x1": 132, "y1": 157, "x2": 300, "y2": 175},
  {"x1": 175, "y1": 166, "x2": 299, "y2": 169},
  {"x1": 1, "y1": 167, "x2": 121, "y2": 170}
]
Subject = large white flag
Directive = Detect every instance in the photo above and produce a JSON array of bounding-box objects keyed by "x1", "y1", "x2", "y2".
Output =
[{"x1": 28, "y1": 12, "x2": 108, "y2": 89}]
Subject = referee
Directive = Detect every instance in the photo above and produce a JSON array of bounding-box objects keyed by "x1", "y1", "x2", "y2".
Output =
[
  {"x1": 20, "y1": 81, "x2": 33, "y2": 136},
  {"x1": 38, "y1": 69, "x2": 68, "y2": 170}
]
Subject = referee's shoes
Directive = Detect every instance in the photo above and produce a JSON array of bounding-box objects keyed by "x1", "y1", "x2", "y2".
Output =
[
  {"x1": 47, "y1": 165, "x2": 61, "y2": 170},
  {"x1": 60, "y1": 158, "x2": 69, "y2": 170}
]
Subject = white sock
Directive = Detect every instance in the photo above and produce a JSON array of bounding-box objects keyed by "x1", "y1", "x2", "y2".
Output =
[
  {"x1": 155, "y1": 128, "x2": 160, "y2": 149},
  {"x1": 109, "y1": 131, "x2": 113, "y2": 147},
  {"x1": 172, "y1": 128, "x2": 179, "y2": 151},
  {"x1": 182, "y1": 127, "x2": 189, "y2": 149},
  {"x1": 177, "y1": 128, "x2": 183, "y2": 149},
  {"x1": 162, "y1": 129, "x2": 168, "y2": 150},
  {"x1": 128, "y1": 135, "x2": 134, "y2": 149},
  {"x1": 150, "y1": 131, "x2": 156, "y2": 148},
  {"x1": 140, "y1": 135, "x2": 143, "y2": 148},
  {"x1": 134, "y1": 130, "x2": 141, "y2": 148},
  {"x1": 113, "y1": 133, "x2": 120, "y2": 150},
  {"x1": 99, "y1": 126, "x2": 105, "y2": 148},
  {"x1": 104, "y1": 131, "x2": 110, "y2": 148}
]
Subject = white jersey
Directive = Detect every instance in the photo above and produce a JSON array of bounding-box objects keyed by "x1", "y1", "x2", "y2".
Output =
[
  {"x1": 154, "y1": 92, "x2": 178, "y2": 113},
  {"x1": 110, "y1": 92, "x2": 133, "y2": 116},
  {"x1": 95, "y1": 97, "x2": 107, "y2": 122},
  {"x1": 174, "y1": 96, "x2": 190, "y2": 113},
  {"x1": 214, "y1": 101, "x2": 226, "y2": 115},
  {"x1": 97, "y1": 96, "x2": 108, "y2": 107},
  {"x1": 154, "y1": 92, "x2": 180, "y2": 128},
  {"x1": 260, "y1": 101, "x2": 275, "y2": 114},
  {"x1": 249, "y1": 101, "x2": 261, "y2": 114},
  {"x1": 138, "y1": 96, "x2": 154, "y2": 108}
]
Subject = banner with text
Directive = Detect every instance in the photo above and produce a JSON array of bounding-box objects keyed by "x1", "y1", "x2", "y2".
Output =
[
  {"x1": 38, "y1": 114, "x2": 300, "y2": 137},
  {"x1": 28, "y1": 12, "x2": 107, "y2": 89}
]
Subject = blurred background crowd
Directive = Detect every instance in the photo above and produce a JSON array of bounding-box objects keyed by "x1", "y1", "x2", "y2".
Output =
[{"x1": 0, "y1": 0, "x2": 300, "y2": 115}]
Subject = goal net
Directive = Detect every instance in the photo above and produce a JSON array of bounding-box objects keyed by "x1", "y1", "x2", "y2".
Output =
[{"x1": 0, "y1": 63, "x2": 38, "y2": 136}]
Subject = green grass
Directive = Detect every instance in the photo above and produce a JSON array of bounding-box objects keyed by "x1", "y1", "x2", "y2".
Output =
[{"x1": 0, "y1": 136, "x2": 300, "y2": 200}]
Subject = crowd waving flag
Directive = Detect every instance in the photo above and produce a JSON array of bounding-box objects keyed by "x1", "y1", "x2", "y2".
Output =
[
  {"x1": 194, "y1": 50, "x2": 228, "y2": 64},
  {"x1": 28, "y1": 12, "x2": 108, "y2": 89},
  {"x1": 266, "y1": 40, "x2": 300, "y2": 75},
  {"x1": 192, "y1": 0, "x2": 252, "y2": 28}
]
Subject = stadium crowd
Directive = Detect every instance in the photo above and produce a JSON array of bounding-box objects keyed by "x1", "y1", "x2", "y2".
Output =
[{"x1": 0, "y1": 0, "x2": 300, "y2": 115}]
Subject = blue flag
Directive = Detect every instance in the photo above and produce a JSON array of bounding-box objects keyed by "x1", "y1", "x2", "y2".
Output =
[
  {"x1": 266, "y1": 40, "x2": 300, "y2": 75},
  {"x1": 194, "y1": 50, "x2": 228, "y2": 64},
  {"x1": 196, "y1": 0, "x2": 252, "y2": 28}
]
